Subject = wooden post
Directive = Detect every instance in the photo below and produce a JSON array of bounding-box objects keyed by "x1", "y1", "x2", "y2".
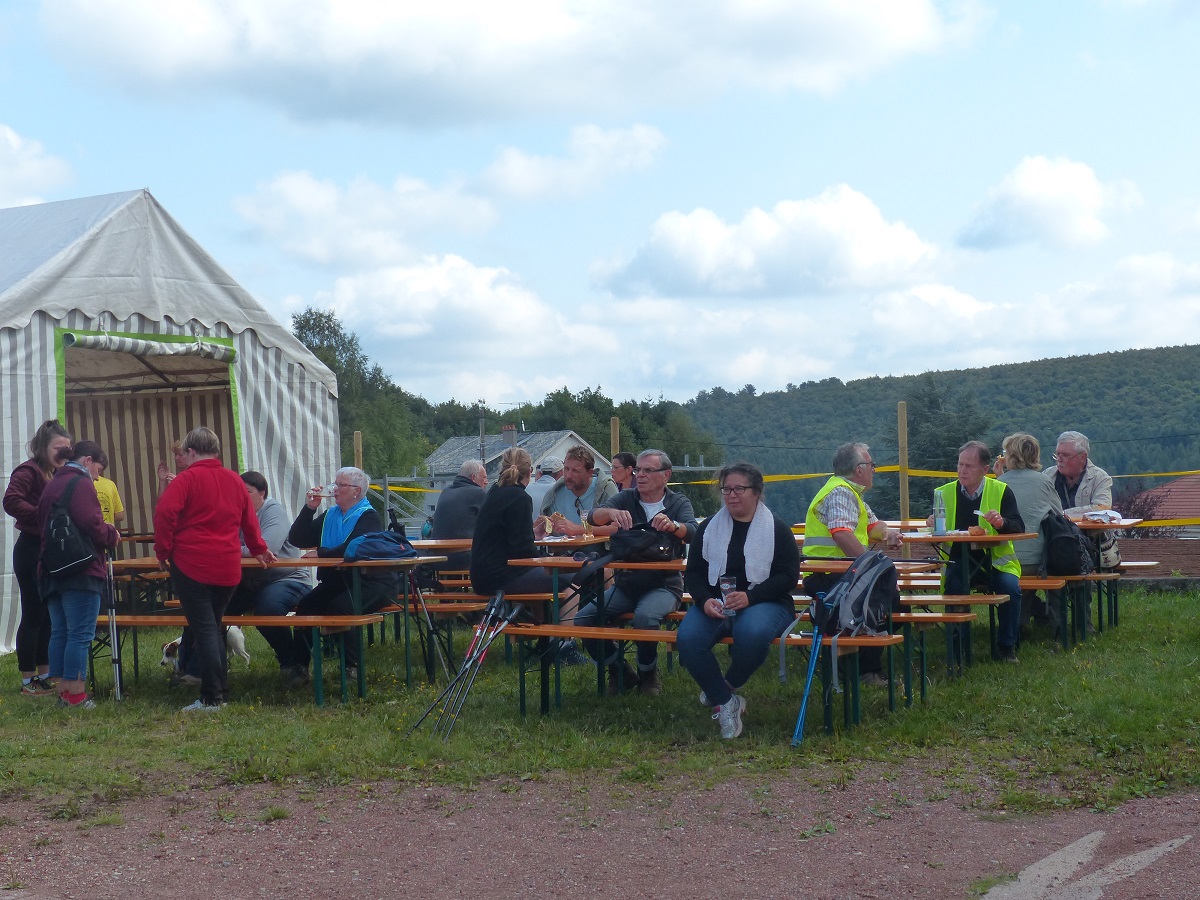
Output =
[
  {"x1": 897, "y1": 402, "x2": 910, "y2": 559},
  {"x1": 610, "y1": 416, "x2": 620, "y2": 456},
  {"x1": 354, "y1": 430, "x2": 363, "y2": 470}
]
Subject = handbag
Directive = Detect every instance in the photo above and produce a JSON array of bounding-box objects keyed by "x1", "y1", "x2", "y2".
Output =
[{"x1": 609, "y1": 523, "x2": 674, "y2": 563}]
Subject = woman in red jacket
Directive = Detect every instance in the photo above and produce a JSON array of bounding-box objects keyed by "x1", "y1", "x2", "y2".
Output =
[
  {"x1": 3, "y1": 419, "x2": 72, "y2": 696},
  {"x1": 36, "y1": 440, "x2": 119, "y2": 708},
  {"x1": 154, "y1": 427, "x2": 275, "y2": 711}
]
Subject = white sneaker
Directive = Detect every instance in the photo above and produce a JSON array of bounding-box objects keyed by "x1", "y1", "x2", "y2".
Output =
[
  {"x1": 713, "y1": 694, "x2": 745, "y2": 739},
  {"x1": 180, "y1": 699, "x2": 225, "y2": 712},
  {"x1": 699, "y1": 690, "x2": 716, "y2": 708}
]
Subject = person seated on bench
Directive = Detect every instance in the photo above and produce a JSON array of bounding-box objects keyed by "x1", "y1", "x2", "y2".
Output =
[
  {"x1": 430, "y1": 458, "x2": 489, "y2": 572},
  {"x1": 470, "y1": 446, "x2": 555, "y2": 614},
  {"x1": 995, "y1": 433, "x2": 1062, "y2": 632},
  {"x1": 223, "y1": 471, "x2": 312, "y2": 678},
  {"x1": 677, "y1": 462, "x2": 799, "y2": 739},
  {"x1": 581, "y1": 449, "x2": 697, "y2": 696},
  {"x1": 931, "y1": 440, "x2": 1025, "y2": 663},
  {"x1": 285, "y1": 467, "x2": 396, "y2": 687},
  {"x1": 803, "y1": 442, "x2": 901, "y2": 683}
]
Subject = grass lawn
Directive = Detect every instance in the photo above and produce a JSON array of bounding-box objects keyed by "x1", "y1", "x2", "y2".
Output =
[{"x1": 1, "y1": 585, "x2": 1196, "y2": 812}]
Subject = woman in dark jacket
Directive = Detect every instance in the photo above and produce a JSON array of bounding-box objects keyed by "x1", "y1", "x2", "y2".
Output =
[
  {"x1": 285, "y1": 466, "x2": 395, "y2": 685},
  {"x1": 4, "y1": 419, "x2": 72, "y2": 696},
  {"x1": 470, "y1": 447, "x2": 551, "y2": 602},
  {"x1": 678, "y1": 462, "x2": 800, "y2": 740},
  {"x1": 36, "y1": 440, "x2": 119, "y2": 708}
]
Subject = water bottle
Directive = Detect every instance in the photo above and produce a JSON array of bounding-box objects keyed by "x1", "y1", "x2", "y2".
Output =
[{"x1": 933, "y1": 490, "x2": 947, "y2": 536}]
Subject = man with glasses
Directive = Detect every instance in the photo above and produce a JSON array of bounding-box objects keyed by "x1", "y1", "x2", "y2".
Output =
[
  {"x1": 1042, "y1": 431, "x2": 1113, "y2": 517},
  {"x1": 582, "y1": 449, "x2": 697, "y2": 695},
  {"x1": 539, "y1": 446, "x2": 618, "y2": 537},
  {"x1": 803, "y1": 442, "x2": 900, "y2": 683}
]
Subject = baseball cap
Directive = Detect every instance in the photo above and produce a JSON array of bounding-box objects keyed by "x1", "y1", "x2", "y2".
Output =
[{"x1": 539, "y1": 455, "x2": 564, "y2": 474}]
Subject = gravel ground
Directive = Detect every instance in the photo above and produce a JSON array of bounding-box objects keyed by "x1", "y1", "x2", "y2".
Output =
[{"x1": 2, "y1": 765, "x2": 1197, "y2": 898}]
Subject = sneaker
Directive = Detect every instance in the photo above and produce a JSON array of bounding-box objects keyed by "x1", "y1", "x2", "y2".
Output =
[
  {"x1": 21, "y1": 676, "x2": 56, "y2": 696},
  {"x1": 180, "y1": 699, "x2": 225, "y2": 712},
  {"x1": 345, "y1": 666, "x2": 359, "y2": 682},
  {"x1": 638, "y1": 667, "x2": 662, "y2": 696},
  {"x1": 861, "y1": 672, "x2": 889, "y2": 687},
  {"x1": 699, "y1": 690, "x2": 715, "y2": 708},
  {"x1": 286, "y1": 665, "x2": 311, "y2": 688},
  {"x1": 56, "y1": 695, "x2": 96, "y2": 710},
  {"x1": 556, "y1": 640, "x2": 593, "y2": 667},
  {"x1": 1000, "y1": 647, "x2": 1019, "y2": 664},
  {"x1": 713, "y1": 694, "x2": 746, "y2": 739}
]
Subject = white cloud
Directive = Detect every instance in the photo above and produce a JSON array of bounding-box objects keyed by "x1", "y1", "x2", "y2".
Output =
[
  {"x1": 234, "y1": 171, "x2": 495, "y2": 266},
  {"x1": 482, "y1": 124, "x2": 666, "y2": 199},
  {"x1": 41, "y1": 1, "x2": 980, "y2": 124},
  {"x1": 0, "y1": 124, "x2": 71, "y2": 207},
  {"x1": 594, "y1": 184, "x2": 937, "y2": 297},
  {"x1": 958, "y1": 155, "x2": 1142, "y2": 250}
]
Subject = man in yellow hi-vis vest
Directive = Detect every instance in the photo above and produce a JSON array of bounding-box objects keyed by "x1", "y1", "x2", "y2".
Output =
[{"x1": 933, "y1": 440, "x2": 1025, "y2": 663}]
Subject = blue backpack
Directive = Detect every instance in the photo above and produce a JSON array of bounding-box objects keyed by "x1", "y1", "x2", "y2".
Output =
[{"x1": 344, "y1": 531, "x2": 418, "y2": 561}]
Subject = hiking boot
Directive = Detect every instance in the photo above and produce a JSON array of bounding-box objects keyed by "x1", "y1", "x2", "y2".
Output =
[
  {"x1": 861, "y1": 672, "x2": 889, "y2": 687},
  {"x1": 20, "y1": 676, "x2": 56, "y2": 696},
  {"x1": 345, "y1": 666, "x2": 359, "y2": 682},
  {"x1": 1000, "y1": 647, "x2": 1019, "y2": 663},
  {"x1": 713, "y1": 694, "x2": 746, "y2": 739},
  {"x1": 556, "y1": 640, "x2": 592, "y2": 667},
  {"x1": 638, "y1": 667, "x2": 662, "y2": 696},
  {"x1": 606, "y1": 662, "x2": 640, "y2": 697},
  {"x1": 286, "y1": 665, "x2": 311, "y2": 688}
]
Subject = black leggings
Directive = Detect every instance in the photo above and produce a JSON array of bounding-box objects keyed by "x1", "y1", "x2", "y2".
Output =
[{"x1": 14, "y1": 531, "x2": 50, "y2": 672}]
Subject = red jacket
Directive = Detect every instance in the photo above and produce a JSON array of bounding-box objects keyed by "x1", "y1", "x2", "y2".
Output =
[
  {"x1": 4, "y1": 459, "x2": 51, "y2": 535},
  {"x1": 154, "y1": 458, "x2": 267, "y2": 586}
]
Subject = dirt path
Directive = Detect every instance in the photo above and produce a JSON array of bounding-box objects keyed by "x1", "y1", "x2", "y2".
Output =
[{"x1": 3, "y1": 768, "x2": 1197, "y2": 898}]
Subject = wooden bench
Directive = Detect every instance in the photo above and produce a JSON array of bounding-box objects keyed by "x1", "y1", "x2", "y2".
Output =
[
  {"x1": 92, "y1": 613, "x2": 384, "y2": 706},
  {"x1": 503, "y1": 621, "x2": 902, "y2": 736},
  {"x1": 890, "y1": 611, "x2": 977, "y2": 701},
  {"x1": 899, "y1": 593, "x2": 1006, "y2": 664},
  {"x1": 1019, "y1": 572, "x2": 1120, "y2": 646}
]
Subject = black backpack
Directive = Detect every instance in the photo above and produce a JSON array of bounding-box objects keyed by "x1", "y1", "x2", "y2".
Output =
[
  {"x1": 41, "y1": 473, "x2": 97, "y2": 577},
  {"x1": 1040, "y1": 512, "x2": 1095, "y2": 577}
]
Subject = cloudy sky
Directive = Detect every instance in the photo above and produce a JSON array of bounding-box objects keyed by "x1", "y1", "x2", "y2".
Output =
[{"x1": 4, "y1": 0, "x2": 1199, "y2": 406}]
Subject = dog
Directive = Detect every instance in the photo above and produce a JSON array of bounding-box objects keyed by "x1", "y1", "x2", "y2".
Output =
[{"x1": 160, "y1": 627, "x2": 251, "y2": 672}]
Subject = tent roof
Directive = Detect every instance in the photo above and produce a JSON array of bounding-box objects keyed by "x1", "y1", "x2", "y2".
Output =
[{"x1": 0, "y1": 189, "x2": 337, "y2": 396}]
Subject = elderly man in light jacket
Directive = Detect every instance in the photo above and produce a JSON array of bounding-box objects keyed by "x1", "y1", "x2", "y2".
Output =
[{"x1": 1042, "y1": 431, "x2": 1112, "y2": 516}]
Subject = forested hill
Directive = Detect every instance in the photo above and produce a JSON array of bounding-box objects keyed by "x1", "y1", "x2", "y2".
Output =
[{"x1": 686, "y1": 344, "x2": 1200, "y2": 526}]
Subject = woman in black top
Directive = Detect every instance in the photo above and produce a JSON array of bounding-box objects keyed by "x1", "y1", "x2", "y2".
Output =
[
  {"x1": 470, "y1": 448, "x2": 552, "y2": 616},
  {"x1": 678, "y1": 462, "x2": 800, "y2": 739}
]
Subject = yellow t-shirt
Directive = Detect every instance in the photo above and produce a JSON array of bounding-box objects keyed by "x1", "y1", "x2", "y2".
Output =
[{"x1": 95, "y1": 475, "x2": 125, "y2": 526}]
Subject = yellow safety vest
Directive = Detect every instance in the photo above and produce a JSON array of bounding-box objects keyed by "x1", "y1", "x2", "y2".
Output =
[
  {"x1": 804, "y1": 476, "x2": 869, "y2": 558},
  {"x1": 936, "y1": 478, "x2": 1021, "y2": 577}
]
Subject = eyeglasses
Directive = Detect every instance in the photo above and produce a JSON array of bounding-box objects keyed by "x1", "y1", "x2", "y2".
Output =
[
  {"x1": 719, "y1": 485, "x2": 753, "y2": 496},
  {"x1": 1052, "y1": 451, "x2": 1080, "y2": 463},
  {"x1": 857, "y1": 460, "x2": 876, "y2": 471},
  {"x1": 334, "y1": 481, "x2": 356, "y2": 489},
  {"x1": 632, "y1": 467, "x2": 666, "y2": 475}
]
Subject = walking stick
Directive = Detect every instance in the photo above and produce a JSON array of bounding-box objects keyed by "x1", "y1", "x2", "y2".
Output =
[
  {"x1": 791, "y1": 625, "x2": 823, "y2": 746},
  {"x1": 106, "y1": 552, "x2": 122, "y2": 701}
]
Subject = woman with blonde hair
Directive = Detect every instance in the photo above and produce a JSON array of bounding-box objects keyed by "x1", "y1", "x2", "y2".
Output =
[
  {"x1": 469, "y1": 448, "x2": 553, "y2": 610},
  {"x1": 997, "y1": 432, "x2": 1062, "y2": 629}
]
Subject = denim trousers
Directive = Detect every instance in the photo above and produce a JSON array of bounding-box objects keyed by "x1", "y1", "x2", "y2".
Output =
[
  {"x1": 172, "y1": 568, "x2": 236, "y2": 704},
  {"x1": 944, "y1": 561, "x2": 1022, "y2": 651},
  {"x1": 575, "y1": 584, "x2": 678, "y2": 671},
  {"x1": 676, "y1": 601, "x2": 796, "y2": 707},
  {"x1": 46, "y1": 586, "x2": 102, "y2": 683}
]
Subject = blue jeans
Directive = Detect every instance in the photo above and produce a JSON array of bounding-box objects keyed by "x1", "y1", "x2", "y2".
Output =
[
  {"x1": 227, "y1": 576, "x2": 310, "y2": 669},
  {"x1": 677, "y1": 601, "x2": 796, "y2": 707},
  {"x1": 575, "y1": 584, "x2": 678, "y2": 671},
  {"x1": 944, "y1": 561, "x2": 1022, "y2": 652},
  {"x1": 46, "y1": 586, "x2": 102, "y2": 683}
]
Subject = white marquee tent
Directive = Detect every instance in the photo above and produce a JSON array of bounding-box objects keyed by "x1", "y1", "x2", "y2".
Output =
[{"x1": 0, "y1": 189, "x2": 340, "y2": 652}]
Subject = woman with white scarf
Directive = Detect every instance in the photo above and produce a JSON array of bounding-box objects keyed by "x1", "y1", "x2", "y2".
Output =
[
  {"x1": 679, "y1": 463, "x2": 800, "y2": 740},
  {"x1": 285, "y1": 466, "x2": 394, "y2": 687}
]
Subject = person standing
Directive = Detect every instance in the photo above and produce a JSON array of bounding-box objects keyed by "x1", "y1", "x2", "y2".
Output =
[
  {"x1": 678, "y1": 463, "x2": 800, "y2": 739},
  {"x1": 36, "y1": 440, "x2": 119, "y2": 708},
  {"x1": 93, "y1": 452, "x2": 126, "y2": 528},
  {"x1": 154, "y1": 427, "x2": 275, "y2": 711},
  {"x1": 4, "y1": 419, "x2": 73, "y2": 696}
]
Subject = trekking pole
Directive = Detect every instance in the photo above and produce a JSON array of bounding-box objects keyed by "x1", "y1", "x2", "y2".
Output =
[
  {"x1": 106, "y1": 552, "x2": 123, "y2": 702},
  {"x1": 791, "y1": 625, "x2": 822, "y2": 746},
  {"x1": 411, "y1": 575, "x2": 451, "y2": 682},
  {"x1": 409, "y1": 593, "x2": 508, "y2": 735},
  {"x1": 431, "y1": 597, "x2": 515, "y2": 736},
  {"x1": 435, "y1": 601, "x2": 525, "y2": 740}
]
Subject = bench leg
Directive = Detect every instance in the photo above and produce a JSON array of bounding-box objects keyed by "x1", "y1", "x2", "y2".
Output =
[
  {"x1": 821, "y1": 646, "x2": 834, "y2": 735},
  {"x1": 311, "y1": 626, "x2": 325, "y2": 707},
  {"x1": 518, "y1": 639, "x2": 528, "y2": 717},
  {"x1": 902, "y1": 623, "x2": 914, "y2": 708}
]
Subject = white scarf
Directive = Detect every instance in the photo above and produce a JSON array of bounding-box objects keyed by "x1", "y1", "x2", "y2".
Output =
[{"x1": 703, "y1": 501, "x2": 775, "y2": 588}]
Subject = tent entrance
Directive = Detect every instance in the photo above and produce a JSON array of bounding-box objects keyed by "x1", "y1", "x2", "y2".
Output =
[{"x1": 56, "y1": 330, "x2": 242, "y2": 536}]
